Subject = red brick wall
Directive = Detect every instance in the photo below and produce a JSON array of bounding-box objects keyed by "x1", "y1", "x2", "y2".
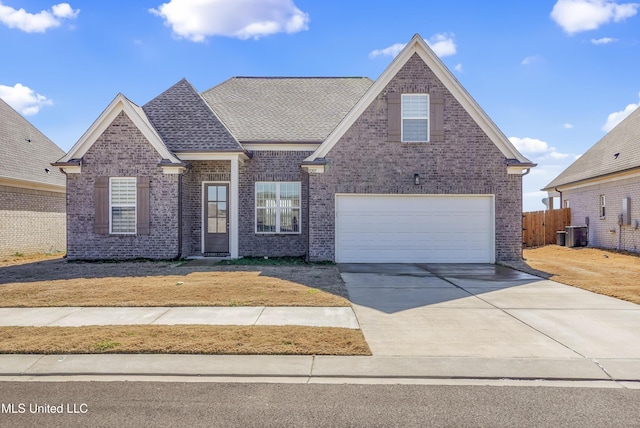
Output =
[
  {"x1": 238, "y1": 151, "x2": 311, "y2": 257},
  {"x1": 308, "y1": 54, "x2": 523, "y2": 262},
  {"x1": 65, "y1": 111, "x2": 180, "y2": 259}
]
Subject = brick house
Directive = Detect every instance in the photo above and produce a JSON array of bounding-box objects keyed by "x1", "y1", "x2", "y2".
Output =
[
  {"x1": 543, "y1": 106, "x2": 640, "y2": 253},
  {"x1": 0, "y1": 98, "x2": 66, "y2": 257},
  {"x1": 54, "y1": 34, "x2": 533, "y2": 263}
]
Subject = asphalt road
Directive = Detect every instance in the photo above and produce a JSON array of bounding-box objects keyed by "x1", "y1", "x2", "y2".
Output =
[{"x1": 1, "y1": 382, "x2": 639, "y2": 427}]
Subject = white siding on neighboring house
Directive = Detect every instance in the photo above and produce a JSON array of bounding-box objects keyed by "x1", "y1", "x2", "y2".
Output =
[{"x1": 562, "y1": 176, "x2": 640, "y2": 252}]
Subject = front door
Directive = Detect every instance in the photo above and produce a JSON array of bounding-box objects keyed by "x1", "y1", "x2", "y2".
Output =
[{"x1": 204, "y1": 184, "x2": 229, "y2": 255}]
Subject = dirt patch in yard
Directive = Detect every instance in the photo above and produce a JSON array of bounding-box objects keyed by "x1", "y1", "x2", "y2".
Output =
[
  {"x1": 512, "y1": 246, "x2": 640, "y2": 304},
  {"x1": 0, "y1": 325, "x2": 371, "y2": 355},
  {"x1": 0, "y1": 256, "x2": 349, "y2": 307}
]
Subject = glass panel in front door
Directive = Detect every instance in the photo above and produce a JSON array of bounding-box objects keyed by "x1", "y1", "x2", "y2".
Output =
[{"x1": 207, "y1": 186, "x2": 228, "y2": 233}]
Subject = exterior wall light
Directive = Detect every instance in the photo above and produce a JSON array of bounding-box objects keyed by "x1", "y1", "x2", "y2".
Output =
[{"x1": 414, "y1": 173, "x2": 420, "y2": 185}]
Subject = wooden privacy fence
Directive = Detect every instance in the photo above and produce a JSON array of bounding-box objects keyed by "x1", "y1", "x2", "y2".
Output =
[{"x1": 522, "y1": 208, "x2": 571, "y2": 248}]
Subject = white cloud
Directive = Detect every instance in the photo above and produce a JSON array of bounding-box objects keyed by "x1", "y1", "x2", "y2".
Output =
[
  {"x1": 0, "y1": 83, "x2": 53, "y2": 115},
  {"x1": 563, "y1": 123, "x2": 574, "y2": 129},
  {"x1": 0, "y1": 2, "x2": 78, "y2": 33},
  {"x1": 591, "y1": 36, "x2": 617, "y2": 44},
  {"x1": 521, "y1": 55, "x2": 541, "y2": 65},
  {"x1": 509, "y1": 136, "x2": 578, "y2": 160},
  {"x1": 602, "y1": 92, "x2": 640, "y2": 131},
  {"x1": 428, "y1": 33, "x2": 456, "y2": 57},
  {"x1": 369, "y1": 43, "x2": 406, "y2": 59},
  {"x1": 550, "y1": 0, "x2": 639, "y2": 34},
  {"x1": 454, "y1": 63, "x2": 463, "y2": 72},
  {"x1": 51, "y1": 3, "x2": 79, "y2": 19},
  {"x1": 369, "y1": 33, "x2": 457, "y2": 59},
  {"x1": 150, "y1": 0, "x2": 309, "y2": 42}
]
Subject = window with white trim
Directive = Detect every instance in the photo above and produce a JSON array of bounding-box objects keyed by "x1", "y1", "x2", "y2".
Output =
[
  {"x1": 599, "y1": 194, "x2": 606, "y2": 218},
  {"x1": 402, "y1": 94, "x2": 429, "y2": 142},
  {"x1": 110, "y1": 177, "x2": 136, "y2": 234},
  {"x1": 255, "y1": 182, "x2": 301, "y2": 234}
]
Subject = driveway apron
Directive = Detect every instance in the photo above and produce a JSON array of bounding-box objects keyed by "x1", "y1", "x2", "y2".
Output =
[{"x1": 339, "y1": 263, "x2": 640, "y2": 359}]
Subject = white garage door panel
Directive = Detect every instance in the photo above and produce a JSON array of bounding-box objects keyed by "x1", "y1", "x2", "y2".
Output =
[{"x1": 335, "y1": 195, "x2": 494, "y2": 263}]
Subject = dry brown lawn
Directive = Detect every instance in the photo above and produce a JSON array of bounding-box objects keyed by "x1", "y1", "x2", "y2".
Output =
[
  {"x1": 0, "y1": 254, "x2": 367, "y2": 355},
  {"x1": 0, "y1": 255, "x2": 349, "y2": 307},
  {"x1": 0, "y1": 325, "x2": 370, "y2": 355},
  {"x1": 520, "y1": 246, "x2": 640, "y2": 304}
]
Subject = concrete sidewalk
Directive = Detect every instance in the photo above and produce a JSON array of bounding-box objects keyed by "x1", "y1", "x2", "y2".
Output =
[
  {"x1": 2, "y1": 263, "x2": 640, "y2": 386},
  {"x1": 0, "y1": 306, "x2": 359, "y2": 329},
  {"x1": 1, "y1": 354, "x2": 639, "y2": 387}
]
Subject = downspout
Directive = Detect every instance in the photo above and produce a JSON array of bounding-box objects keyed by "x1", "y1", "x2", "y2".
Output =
[
  {"x1": 173, "y1": 165, "x2": 191, "y2": 261},
  {"x1": 305, "y1": 170, "x2": 310, "y2": 263},
  {"x1": 521, "y1": 168, "x2": 531, "y2": 176},
  {"x1": 58, "y1": 168, "x2": 69, "y2": 259},
  {"x1": 554, "y1": 187, "x2": 563, "y2": 209}
]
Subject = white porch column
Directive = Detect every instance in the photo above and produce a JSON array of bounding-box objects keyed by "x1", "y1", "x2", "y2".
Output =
[{"x1": 230, "y1": 158, "x2": 240, "y2": 258}]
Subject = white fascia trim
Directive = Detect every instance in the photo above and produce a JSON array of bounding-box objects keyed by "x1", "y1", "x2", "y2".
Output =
[
  {"x1": 507, "y1": 165, "x2": 532, "y2": 175},
  {"x1": 242, "y1": 143, "x2": 320, "y2": 152},
  {"x1": 59, "y1": 94, "x2": 182, "y2": 165},
  {"x1": 306, "y1": 34, "x2": 531, "y2": 165},
  {"x1": 301, "y1": 164, "x2": 325, "y2": 174},
  {"x1": 552, "y1": 168, "x2": 640, "y2": 192},
  {"x1": 160, "y1": 165, "x2": 187, "y2": 174},
  {"x1": 58, "y1": 165, "x2": 82, "y2": 174},
  {"x1": 176, "y1": 152, "x2": 249, "y2": 164},
  {"x1": 0, "y1": 176, "x2": 66, "y2": 193}
]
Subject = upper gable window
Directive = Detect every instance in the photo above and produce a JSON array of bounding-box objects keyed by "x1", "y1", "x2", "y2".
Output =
[{"x1": 402, "y1": 94, "x2": 429, "y2": 142}]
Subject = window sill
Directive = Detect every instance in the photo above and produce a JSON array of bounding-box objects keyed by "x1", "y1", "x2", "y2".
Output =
[{"x1": 255, "y1": 232, "x2": 301, "y2": 236}]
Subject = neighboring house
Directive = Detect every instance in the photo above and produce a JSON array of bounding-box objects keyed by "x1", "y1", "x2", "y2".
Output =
[
  {"x1": 543, "y1": 106, "x2": 640, "y2": 253},
  {"x1": 0, "y1": 98, "x2": 66, "y2": 258},
  {"x1": 54, "y1": 34, "x2": 533, "y2": 263}
]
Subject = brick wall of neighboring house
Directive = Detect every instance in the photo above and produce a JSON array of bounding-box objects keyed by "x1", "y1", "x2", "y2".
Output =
[
  {"x1": 562, "y1": 176, "x2": 640, "y2": 253},
  {"x1": 65, "y1": 111, "x2": 180, "y2": 260},
  {"x1": 0, "y1": 185, "x2": 66, "y2": 257},
  {"x1": 181, "y1": 160, "x2": 231, "y2": 256},
  {"x1": 308, "y1": 53, "x2": 523, "y2": 262},
  {"x1": 238, "y1": 150, "x2": 312, "y2": 257}
]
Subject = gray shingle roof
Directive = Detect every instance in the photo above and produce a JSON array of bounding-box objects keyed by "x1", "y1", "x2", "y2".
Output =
[
  {"x1": 201, "y1": 77, "x2": 373, "y2": 143},
  {"x1": 543, "y1": 106, "x2": 640, "y2": 190},
  {"x1": 0, "y1": 98, "x2": 65, "y2": 188},
  {"x1": 142, "y1": 78, "x2": 243, "y2": 152}
]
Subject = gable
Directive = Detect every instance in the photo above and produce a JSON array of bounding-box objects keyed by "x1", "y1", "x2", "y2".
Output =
[
  {"x1": 544, "y1": 106, "x2": 640, "y2": 190},
  {"x1": 305, "y1": 34, "x2": 533, "y2": 174},
  {"x1": 55, "y1": 94, "x2": 184, "y2": 174},
  {"x1": 142, "y1": 78, "x2": 244, "y2": 153}
]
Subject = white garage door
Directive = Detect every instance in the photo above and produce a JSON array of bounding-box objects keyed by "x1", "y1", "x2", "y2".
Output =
[{"x1": 335, "y1": 194, "x2": 495, "y2": 263}]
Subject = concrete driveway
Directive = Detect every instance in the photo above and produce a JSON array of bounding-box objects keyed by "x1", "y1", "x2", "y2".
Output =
[{"x1": 339, "y1": 263, "x2": 640, "y2": 363}]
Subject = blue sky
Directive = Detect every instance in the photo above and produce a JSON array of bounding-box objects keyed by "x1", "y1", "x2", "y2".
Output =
[{"x1": 1, "y1": 0, "x2": 639, "y2": 211}]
